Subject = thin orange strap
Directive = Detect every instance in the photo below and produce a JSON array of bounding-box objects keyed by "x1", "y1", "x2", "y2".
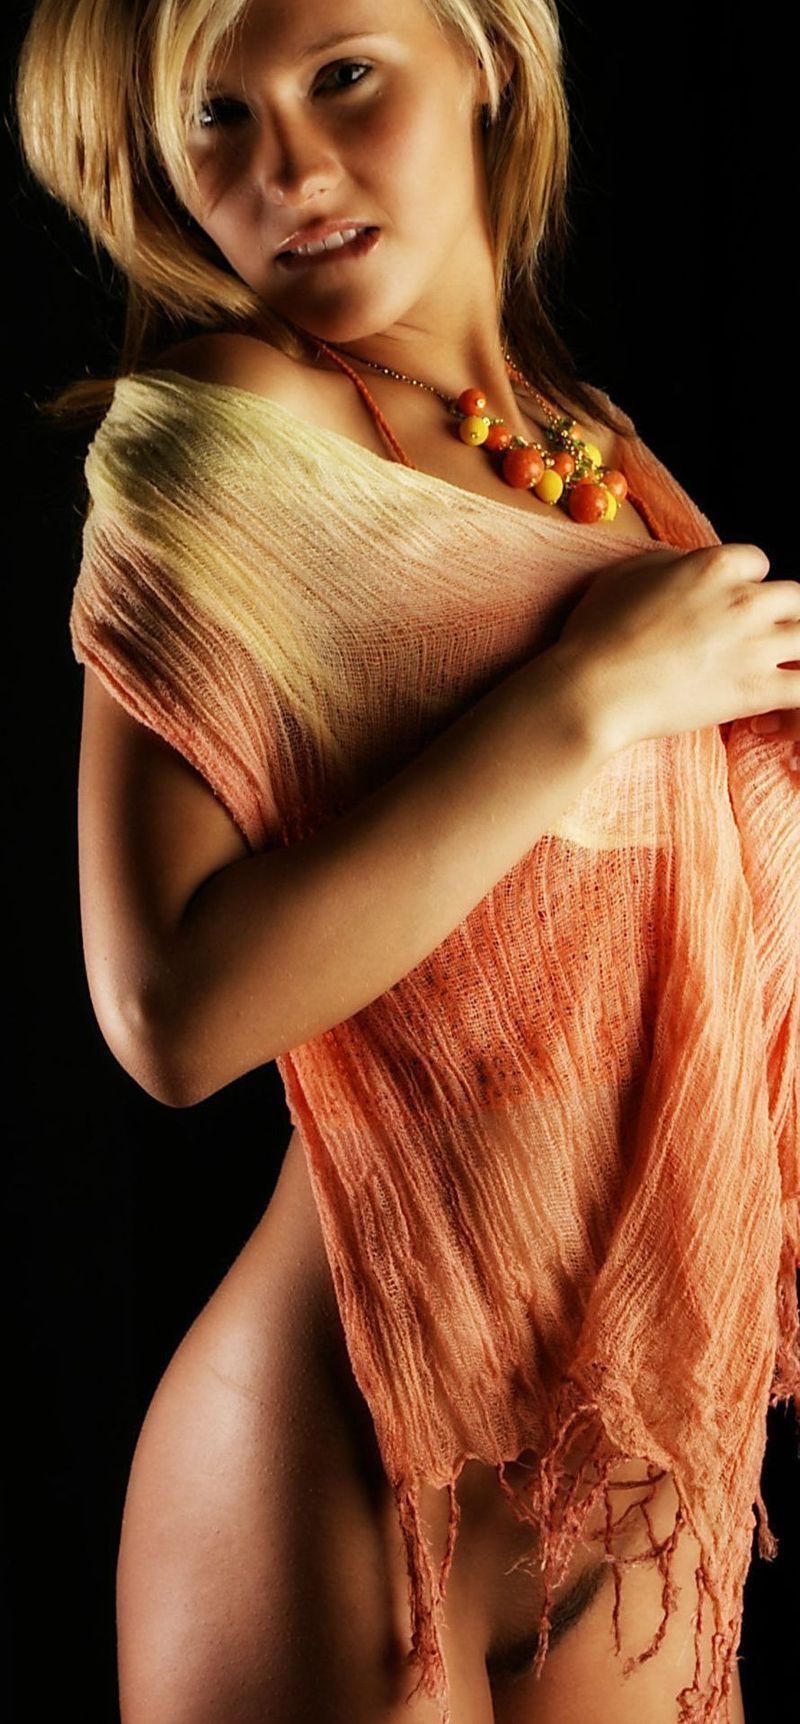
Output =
[
  {"x1": 308, "y1": 335, "x2": 656, "y2": 534},
  {"x1": 310, "y1": 336, "x2": 416, "y2": 468}
]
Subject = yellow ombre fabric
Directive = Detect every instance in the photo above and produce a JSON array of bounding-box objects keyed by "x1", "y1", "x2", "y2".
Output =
[{"x1": 69, "y1": 363, "x2": 799, "y2": 1724}]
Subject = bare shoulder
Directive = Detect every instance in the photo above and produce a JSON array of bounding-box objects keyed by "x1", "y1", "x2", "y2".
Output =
[
  {"x1": 151, "y1": 327, "x2": 368, "y2": 447},
  {"x1": 152, "y1": 329, "x2": 311, "y2": 408}
]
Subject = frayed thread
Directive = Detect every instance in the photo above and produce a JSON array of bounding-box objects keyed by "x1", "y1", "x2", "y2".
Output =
[
  {"x1": 392, "y1": 1369, "x2": 792, "y2": 1724},
  {"x1": 505, "y1": 1387, "x2": 747, "y2": 1724},
  {"x1": 770, "y1": 1229, "x2": 800, "y2": 1415},
  {"x1": 393, "y1": 1473, "x2": 459, "y2": 1723}
]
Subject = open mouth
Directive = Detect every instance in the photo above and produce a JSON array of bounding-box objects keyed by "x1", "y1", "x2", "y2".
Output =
[{"x1": 276, "y1": 227, "x2": 381, "y2": 269}]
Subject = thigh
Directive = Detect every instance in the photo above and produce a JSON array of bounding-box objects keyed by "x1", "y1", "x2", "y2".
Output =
[
  {"x1": 489, "y1": 1474, "x2": 747, "y2": 1724},
  {"x1": 115, "y1": 1225, "x2": 495, "y2": 1724}
]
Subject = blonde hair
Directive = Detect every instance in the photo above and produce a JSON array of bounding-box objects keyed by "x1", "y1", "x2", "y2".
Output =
[{"x1": 14, "y1": 0, "x2": 632, "y2": 438}]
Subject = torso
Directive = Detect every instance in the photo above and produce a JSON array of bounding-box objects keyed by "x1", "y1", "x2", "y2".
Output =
[{"x1": 116, "y1": 334, "x2": 745, "y2": 1724}]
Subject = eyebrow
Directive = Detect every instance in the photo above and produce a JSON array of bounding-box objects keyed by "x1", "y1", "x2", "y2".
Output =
[
  {"x1": 194, "y1": 28, "x2": 388, "y2": 96},
  {"x1": 294, "y1": 28, "x2": 386, "y2": 59},
  {"x1": 484, "y1": 1558, "x2": 609, "y2": 1684}
]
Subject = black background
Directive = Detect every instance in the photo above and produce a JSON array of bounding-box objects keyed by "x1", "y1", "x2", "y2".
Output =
[{"x1": 6, "y1": 2, "x2": 798, "y2": 1720}]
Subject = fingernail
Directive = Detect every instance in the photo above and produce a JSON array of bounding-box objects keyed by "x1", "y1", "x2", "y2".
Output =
[{"x1": 751, "y1": 714, "x2": 781, "y2": 733}]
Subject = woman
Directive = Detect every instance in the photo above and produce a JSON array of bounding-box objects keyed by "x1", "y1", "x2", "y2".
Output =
[{"x1": 15, "y1": 1, "x2": 799, "y2": 1720}]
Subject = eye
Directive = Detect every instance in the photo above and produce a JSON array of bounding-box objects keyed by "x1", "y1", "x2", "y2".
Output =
[
  {"x1": 192, "y1": 96, "x2": 251, "y2": 131},
  {"x1": 316, "y1": 59, "x2": 373, "y2": 95},
  {"x1": 191, "y1": 62, "x2": 372, "y2": 131}
]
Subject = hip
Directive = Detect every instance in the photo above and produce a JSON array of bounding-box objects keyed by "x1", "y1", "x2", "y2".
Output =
[{"x1": 115, "y1": 1127, "x2": 746, "y2": 1724}]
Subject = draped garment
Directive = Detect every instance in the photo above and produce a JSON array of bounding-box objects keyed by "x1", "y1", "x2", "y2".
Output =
[{"x1": 68, "y1": 357, "x2": 799, "y2": 1724}]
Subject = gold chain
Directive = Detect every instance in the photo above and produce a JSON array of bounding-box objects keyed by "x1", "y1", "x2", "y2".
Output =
[{"x1": 320, "y1": 342, "x2": 562, "y2": 428}]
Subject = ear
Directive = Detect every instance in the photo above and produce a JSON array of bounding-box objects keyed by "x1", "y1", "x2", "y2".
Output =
[{"x1": 474, "y1": 38, "x2": 516, "y2": 110}]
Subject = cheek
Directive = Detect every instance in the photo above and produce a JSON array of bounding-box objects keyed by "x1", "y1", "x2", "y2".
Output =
[
  {"x1": 362, "y1": 88, "x2": 470, "y2": 222},
  {"x1": 185, "y1": 149, "x2": 251, "y2": 231},
  {"x1": 182, "y1": 177, "x2": 263, "y2": 288}
]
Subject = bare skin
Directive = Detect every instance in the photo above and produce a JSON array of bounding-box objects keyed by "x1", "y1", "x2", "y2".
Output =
[
  {"x1": 106, "y1": 208, "x2": 747, "y2": 1724},
  {"x1": 116, "y1": 1122, "x2": 747, "y2": 1724},
  {"x1": 180, "y1": 0, "x2": 521, "y2": 428},
  {"x1": 154, "y1": 324, "x2": 657, "y2": 542},
  {"x1": 98, "y1": 0, "x2": 756, "y2": 1714},
  {"x1": 104, "y1": 321, "x2": 748, "y2": 1708}
]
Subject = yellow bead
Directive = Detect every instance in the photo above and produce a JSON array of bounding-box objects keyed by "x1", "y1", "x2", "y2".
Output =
[
  {"x1": 599, "y1": 485, "x2": 618, "y2": 520},
  {"x1": 459, "y1": 414, "x2": 490, "y2": 446},
  {"x1": 583, "y1": 440, "x2": 604, "y2": 468},
  {"x1": 534, "y1": 469, "x2": 564, "y2": 505}
]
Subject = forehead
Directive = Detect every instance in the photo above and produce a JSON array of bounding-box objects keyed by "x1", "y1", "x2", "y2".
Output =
[
  {"x1": 202, "y1": 0, "x2": 450, "y2": 73},
  {"x1": 214, "y1": 0, "x2": 420, "y2": 53}
]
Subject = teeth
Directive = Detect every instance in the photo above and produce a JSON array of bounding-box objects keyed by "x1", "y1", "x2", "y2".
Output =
[{"x1": 287, "y1": 227, "x2": 365, "y2": 257}]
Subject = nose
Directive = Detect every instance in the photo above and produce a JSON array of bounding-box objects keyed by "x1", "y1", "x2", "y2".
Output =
[{"x1": 252, "y1": 109, "x2": 343, "y2": 208}]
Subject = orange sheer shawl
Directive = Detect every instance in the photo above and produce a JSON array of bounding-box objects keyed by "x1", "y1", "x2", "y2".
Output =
[{"x1": 69, "y1": 363, "x2": 799, "y2": 1722}]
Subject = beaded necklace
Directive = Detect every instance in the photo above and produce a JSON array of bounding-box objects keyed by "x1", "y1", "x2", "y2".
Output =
[{"x1": 309, "y1": 334, "x2": 629, "y2": 524}]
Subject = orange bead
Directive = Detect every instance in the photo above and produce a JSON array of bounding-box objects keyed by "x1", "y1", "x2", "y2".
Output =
[
  {"x1": 600, "y1": 467, "x2": 629, "y2": 504},
  {"x1": 458, "y1": 387, "x2": 488, "y2": 415},
  {"x1": 502, "y1": 445, "x2": 545, "y2": 489},
  {"x1": 550, "y1": 450, "x2": 576, "y2": 479},
  {"x1": 567, "y1": 479, "x2": 609, "y2": 524},
  {"x1": 486, "y1": 421, "x2": 513, "y2": 452}
]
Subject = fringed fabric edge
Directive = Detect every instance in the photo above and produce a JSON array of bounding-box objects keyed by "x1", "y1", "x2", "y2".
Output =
[{"x1": 392, "y1": 1337, "x2": 800, "y2": 1724}]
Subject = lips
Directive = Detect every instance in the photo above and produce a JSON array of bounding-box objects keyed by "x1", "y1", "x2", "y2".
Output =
[
  {"x1": 275, "y1": 219, "x2": 377, "y2": 256},
  {"x1": 275, "y1": 227, "x2": 381, "y2": 270}
]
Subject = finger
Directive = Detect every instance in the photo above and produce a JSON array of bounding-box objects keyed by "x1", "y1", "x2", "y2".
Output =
[
  {"x1": 750, "y1": 713, "x2": 784, "y2": 734},
  {"x1": 749, "y1": 712, "x2": 800, "y2": 738}
]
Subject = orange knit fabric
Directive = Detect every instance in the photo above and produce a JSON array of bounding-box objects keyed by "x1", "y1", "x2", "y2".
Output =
[{"x1": 69, "y1": 355, "x2": 799, "y2": 1724}]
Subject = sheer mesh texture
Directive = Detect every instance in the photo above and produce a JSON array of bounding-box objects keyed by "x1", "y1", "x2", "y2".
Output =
[{"x1": 69, "y1": 363, "x2": 799, "y2": 1724}]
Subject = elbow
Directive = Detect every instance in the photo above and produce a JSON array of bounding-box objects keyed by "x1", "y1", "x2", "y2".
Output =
[
  {"x1": 98, "y1": 968, "x2": 266, "y2": 1109},
  {"x1": 115, "y1": 1025, "x2": 199, "y2": 1109},
  {"x1": 91, "y1": 985, "x2": 205, "y2": 1110},
  {"x1": 131, "y1": 1041, "x2": 203, "y2": 1111},
  {"x1": 133, "y1": 1002, "x2": 234, "y2": 1110},
  {"x1": 134, "y1": 1013, "x2": 214, "y2": 1110}
]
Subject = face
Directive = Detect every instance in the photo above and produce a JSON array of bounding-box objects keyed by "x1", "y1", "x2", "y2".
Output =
[{"x1": 181, "y1": 0, "x2": 498, "y2": 354}]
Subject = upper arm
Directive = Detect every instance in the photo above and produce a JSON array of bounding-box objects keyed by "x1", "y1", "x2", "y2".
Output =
[
  {"x1": 73, "y1": 330, "x2": 294, "y2": 1098},
  {"x1": 77, "y1": 664, "x2": 248, "y2": 1097}
]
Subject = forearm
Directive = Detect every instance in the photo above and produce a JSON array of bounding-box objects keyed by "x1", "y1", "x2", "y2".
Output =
[{"x1": 155, "y1": 643, "x2": 611, "y2": 1105}]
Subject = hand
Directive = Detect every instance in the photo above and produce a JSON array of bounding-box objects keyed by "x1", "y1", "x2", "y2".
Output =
[
  {"x1": 749, "y1": 708, "x2": 800, "y2": 773},
  {"x1": 550, "y1": 540, "x2": 800, "y2": 760}
]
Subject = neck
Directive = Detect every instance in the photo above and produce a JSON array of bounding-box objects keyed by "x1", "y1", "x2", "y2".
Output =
[{"x1": 309, "y1": 332, "x2": 551, "y2": 440}]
